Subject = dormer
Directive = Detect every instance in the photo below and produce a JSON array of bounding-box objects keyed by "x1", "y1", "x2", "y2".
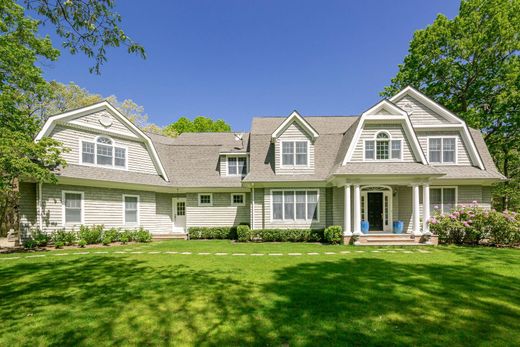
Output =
[
  {"x1": 220, "y1": 152, "x2": 249, "y2": 177},
  {"x1": 271, "y1": 111, "x2": 319, "y2": 175}
]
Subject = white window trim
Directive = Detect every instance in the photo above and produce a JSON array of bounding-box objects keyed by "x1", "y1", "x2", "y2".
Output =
[
  {"x1": 122, "y1": 194, "x2": 140, "y2": 225},
  {"x1": 270, "y1": 189, "x2": 320, "y2": 223},
  {"x1": 78, "y1": 137, "x2": 129, "y2": 170},
  {"x1": 226, "y1": 155, "x2": 249, "y2": 176},
  {"x1": 362, "y1": 131, "x2": 403, "y2": 162},
  {"x1": 230, "y1": 193, "x2": 246, "y2": 206},
  {"x1": 280, "y1": 140, "x2": 311, "y2": 168},
  {"x1": 427, "y1": 136, "x2": 458, "y2": 165},
  {"x1": 430, "y1": 186, "x2": 458, "y2": 214},
  {"x1": 198, "y1": 193, "x2": 213, "y2": 207},
  {"x1": 61, "y1": 190, "x2": 84, "y2": 226}
]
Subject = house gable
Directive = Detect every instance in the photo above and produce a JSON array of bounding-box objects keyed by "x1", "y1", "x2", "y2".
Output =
[
  {"x1": 36, "y1": 101, "x2": 169, "y2": 181},
  {"x1": 271, "y1": 111, "x2": 319, "y2": 142}
]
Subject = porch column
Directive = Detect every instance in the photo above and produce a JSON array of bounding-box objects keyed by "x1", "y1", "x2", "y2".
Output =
[
  {"x1": 353, "y1": 184, "x2": 361, "y2": 234},
  {"x1": 344, "y1": 185, "x2": 352, "y2": 235},
  {"x1": 412, "y1": 184, "x2": 421, "y2": 235},
  {"x1": 422, "y1": 184, "x2": 430, "y2": 234}
]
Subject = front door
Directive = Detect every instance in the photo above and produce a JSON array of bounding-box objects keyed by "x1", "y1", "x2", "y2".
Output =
[
  {"x1": 367, "y1": 192, "x2": 383, "y2": 231},
  {"x1": 172, "y1": 198, "x2": 186, "y2": 233}
]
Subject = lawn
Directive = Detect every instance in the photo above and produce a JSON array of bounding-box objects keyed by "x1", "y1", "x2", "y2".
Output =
[{"x1": 1, "y1": 241, "x2": 519, "y2": 346}]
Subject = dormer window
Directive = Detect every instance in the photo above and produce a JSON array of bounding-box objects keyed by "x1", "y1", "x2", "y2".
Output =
[
  {"x1": 429, "y1": 137, "x2": 456, "y2": 163},
  {"x1": 365, "y1": 131, "x2": 402, "y2": 161},
  {"x1": 81, "y1": 136, "x2": 127, "y2": 169},
  {"x1": 282, "y1": 141, "x2": 308, "y2": 166},
  {"x1": 228, "y1": 156, "x2": 247, "y2": 176}
]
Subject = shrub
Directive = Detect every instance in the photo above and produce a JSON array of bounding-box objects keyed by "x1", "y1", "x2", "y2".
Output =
[
  {"x1": 54, "y1": 241, "x2": 64, "y2": 249},
  {"x1": 52, "y1": 229, "x2": 77, "y2": 246},
  {"x1": 188, "y1": 226, "x2": 237, "y2": 240},
  {"x1": 104, "y1": 228, "x2": 120, "y2": 243},
  {"x1": 429, "y1": 202, "x2": 520, "y2": 246},
  {"x1": 78, "y1": 225, "x2": 103, "y2": 244},
  {"x1": 134, "y1": 227, "x2": 152, "y2": 243},
  {"x1": 102, "y1": 236, "x2": 112, "y2": 246},
  {"x1": 23, "y1": 239, "x2": 37, "y2": 249},
  {"x1": 324, "y1": 225, "x2": 343, "y2": 244},
  {"x1": 236, "y1": 225, "x2": 251, "y2": 242},
  {"x1": 250, "y1": 229, "x2": 325, "y2": 242},
  {"x1": 78, "y1": 239, "x2": 87, "y2": 248},
  {"x1": 121, "y1": 230, "x2": 135, "y2": 242},
  {"x1": 31, "y1": 229, "x2": 50, "y2": 247},
  {"x1": 119, "y1": 233, "x2": 129, "y2": 244}
]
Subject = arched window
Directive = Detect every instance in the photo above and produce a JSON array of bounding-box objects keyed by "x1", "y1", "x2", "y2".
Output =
[
  {"x1": 365, "y1": 131, "x2": 402, "y2": 160},
  {"x1": 81, "y1": 136, "x2": 126, "y2": 168}
]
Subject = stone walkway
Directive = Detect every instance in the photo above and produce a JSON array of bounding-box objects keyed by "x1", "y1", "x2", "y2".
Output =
[{"x1": 0, "y1": 248, "x2": 431, "y2": 261}]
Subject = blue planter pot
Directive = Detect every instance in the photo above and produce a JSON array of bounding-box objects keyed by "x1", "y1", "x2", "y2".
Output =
[
  {"x1": 393, "y1": 220, "x2": 404, "y2": 234},
  {"x1": 361, "y1": 220, "x2": 369, "y2": 234}
]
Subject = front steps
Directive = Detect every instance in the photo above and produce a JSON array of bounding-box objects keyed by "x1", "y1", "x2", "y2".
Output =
[
  {"x1": 152, "y1": 233, "x2": 188, "y2": 241},
  {"x1": 344, "y1": 233, "x2": 438, "y2": 246}
]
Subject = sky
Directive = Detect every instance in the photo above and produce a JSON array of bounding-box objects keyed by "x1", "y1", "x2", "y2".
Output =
[{"x1": 40, "y1": 0, "x2": 459, "y2": 131}]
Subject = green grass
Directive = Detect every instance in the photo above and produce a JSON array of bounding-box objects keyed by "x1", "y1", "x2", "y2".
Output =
[{"x1": 1, "y1": 241, "x2": 519, "y2": 346}]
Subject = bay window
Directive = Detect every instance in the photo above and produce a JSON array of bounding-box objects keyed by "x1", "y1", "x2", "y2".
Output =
[{"x1": 272, "y1": 190, "x2": 319, "y2": 221}]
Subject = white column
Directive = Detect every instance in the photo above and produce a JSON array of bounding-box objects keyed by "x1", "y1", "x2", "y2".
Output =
[
  {"x1": 412, "y1": 184, "x2": 421, "y2": 235},
  {"x1": 353, "y1": 184, "x2": 361, "y2": 234},
  {"x1": 422, "y1": 184, "x2": 430, "y2": 234},
  {"x1": 344, "y1": 185, "x2": 352, "y2": 235}
]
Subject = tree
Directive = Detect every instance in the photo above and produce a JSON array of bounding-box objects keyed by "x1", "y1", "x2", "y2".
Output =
[
  {"x1": 0, "y1": 0, "x2": 145, "y2": 233},
  {"x1": 163, "y1": 116, "x2": 232, "y2": 136},
  {"x1": 382, "y1": 0, "x2": 520, "y2": 210}
]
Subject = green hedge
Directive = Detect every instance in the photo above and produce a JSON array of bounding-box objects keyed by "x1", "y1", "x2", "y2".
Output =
[
  {"x1": 324, "y1": 225, "x2": 343, "y2": 244},
  {"x1": 188, "y1": 226, "x2": 238, "y2": 240},
  {"x1": 250, "y1": 228, "x2": 324, "y2": 242}
]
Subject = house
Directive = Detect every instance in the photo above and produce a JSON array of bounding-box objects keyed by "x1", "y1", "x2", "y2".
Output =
[{"x1": 19, "y1": 86, "x2": 505, "y2": 244}]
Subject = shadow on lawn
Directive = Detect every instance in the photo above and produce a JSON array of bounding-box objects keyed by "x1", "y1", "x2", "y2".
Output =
[{"x1": 1, "y1": 256, "x2": 519, "y2": 346}]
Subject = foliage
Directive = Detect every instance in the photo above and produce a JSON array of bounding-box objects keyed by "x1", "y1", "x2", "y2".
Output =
[
  {"x1": 250, "y1": 229, "x2": 324, "y2": 242},
  {"x1": 22, "y1": 238, "x2": 37, "y2": 249},
  {"x1": 78, "y1": 225, "x2": 103, "y2": 244},
  {"x1": 51, "y1": 229, "x2": 76, "y2": 246},
  {"x1": 54, "y1": 241, "x2": 64, "y2": 249},
  {"x1": 188, "y1": 226, "x2": 237, "y2": 240},
  {"x1": 102, "y1": 236, "x2": 112, "y2": 246},
  {"x1": 31, "y1": 229, "x2": 50, "y2": 247},
  {"x1": 134, "y1": 227, "x2": 152, "y2": 243},
  {"x1": 382, "y1": 0, "x2": 520, "y2": 210},
  {"x1": 78, "y1": 239, "x2": 87, "y2": 248},
  {"x1": 162, "y1": 116, "x2": 232, "y2": 137},
  {"x1": 324, "y1": 226, "x2": 343, "y2": 244},
  {"x1": 236, "y1": 225, "x2": 251, "y2": 242},
  {"x1": 103, "y1": 227, "x2": 120, "y2": 243},
  {"x1": 429, "y1": 202, "x2": 520, "y2": 246}
]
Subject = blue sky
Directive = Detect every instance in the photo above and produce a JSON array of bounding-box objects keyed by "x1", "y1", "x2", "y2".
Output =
[{"x1": 40, "y1": 0, "x2": 459, "y2": 131}]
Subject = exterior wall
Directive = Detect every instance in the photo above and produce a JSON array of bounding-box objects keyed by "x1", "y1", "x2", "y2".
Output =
[
  {"x1": 251, "y1": 188, "x2": 265, "y2": 229},
  {"x1": 19, "y1": 182, "x2": 37, "y2": 230},
  {"x1": 50, "y1": 125, "x2": 159, "y2": 175},
  {"x1": 185, "y1": 192, "x2": 250, "y2": 228},
  {"x1": 68, "y1": 110, "x2": 138, "y2": 138},
  {"x1": 351, "y1": 124, "x2": 416, "y2": 162},
  {"x1": 394, "y1": 95, "x2": 454, "y2": 126},
  {"x1": 262, "y1": 187, "x2": 326, "y2": 229},
  {"x1": 416, "y1": 130, "x2": 472, "y2": 166},
  {"x1": 38, "y1": 183, "x2": 172, "y2": 234},
  {"x1": 275, "y1": 122, "x2": 315, "y2": 175},
  {"x1": 455, "y1": 185, "x2": 492, "y2": 208}
]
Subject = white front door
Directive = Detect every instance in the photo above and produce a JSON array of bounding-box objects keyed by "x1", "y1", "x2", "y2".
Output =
[{"x1": 172, "y1": 198, "x2": 186, "y2": 233}]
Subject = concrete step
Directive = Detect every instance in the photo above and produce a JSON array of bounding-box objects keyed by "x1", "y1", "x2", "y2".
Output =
[
  {"x1": 152, "y1": 234, "x2": 187, "y2": 241},
  {"x1": 356, "y1": 242, "x2": 432, "y2": 246}
]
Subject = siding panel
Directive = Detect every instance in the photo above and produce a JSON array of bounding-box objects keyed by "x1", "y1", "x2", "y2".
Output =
[
  {"x1": 395, "y1": 95, "x2": 454, "y2": 126},
  {"x1": 68, "y1": 111, "x2": 138, "y2": 138},
  {"x1": 185, "y1": 193, "x2": 250, "y2": 227}
]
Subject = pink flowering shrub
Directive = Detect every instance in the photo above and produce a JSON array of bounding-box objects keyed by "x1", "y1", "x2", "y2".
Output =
[{"x1": 429, "y1": 202, "x2": 520, "y2": 246}]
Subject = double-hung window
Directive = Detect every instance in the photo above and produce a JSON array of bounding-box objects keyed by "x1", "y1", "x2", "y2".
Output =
[
  {"x1": 281, "y1": 141, "x2": 308, "y2": 166},
  {"x1": 227, "y1": 157, "x2": 247, "y2": 176},
  {"x1": 365, "y1": 132, "x2": 401, "y2": 160},
  {"x1": 429, "y1": 137, "x2": 456, "y2": 163},
  {"x1": 123, "y1": 195, "x2": 139, "y2": 224},
  {"x1": 81, "y1": 137, "x2": 127, "y2": 169},
  {"x1": 63, "y1": 191, "x2": 83, "y2": 224},
  {"x1": 430, "y1": 187, "x2": 456, "y2": 214},
  {"x1": 272, "y1": 190, "x2": 319, "y2": 221}
]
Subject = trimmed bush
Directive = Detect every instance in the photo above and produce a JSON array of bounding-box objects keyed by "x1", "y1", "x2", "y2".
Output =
[
  {"x1": 429, "y1": 202, "x2": 520, "y2": 246},
  {"x1": 250, "y1": 229, "x2": 325, "y2": 242},
  {"x1": 54, "y1": 241, "x2": 64, "y2": 249},
  {"x1": 134, "y1": 227, "x2": 152, "y2": 243},
  {"x1": 52, "y1": 229, "x2": 76, "y2": 246},
  {"x1": 31, "y1": 229, "x2": 50, "y2": 247},
  {"x1": 236, "y1": 225, "x2": 251, "y2": 242},
  {"x1": 78, "y1": 225, "x2": 103, "y2": 244},
  {"x1": 324, "y1": 225, "x2": 343, "y2": 244},
  {"x1": 188, "y1": 226, "x2": 237, "y2": 240},
  {"x1": 103, "y1": 228, "x2": 120, "y2": 243},
  {"x1": 78, "y1": 239, "x2": 87, "y2": 248},
  {"x1": 23, "y1": 239, "x2": 37, "y2": 249}
]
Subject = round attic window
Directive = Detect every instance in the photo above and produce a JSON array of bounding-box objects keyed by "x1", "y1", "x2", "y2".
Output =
[{"x1": 99, "y1": 114, "x2": 113, "y2": 127}]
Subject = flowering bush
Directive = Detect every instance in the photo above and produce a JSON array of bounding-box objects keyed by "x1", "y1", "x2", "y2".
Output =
[{"x1": 429, "y1": 201, "x2": 520, "y2": 246}]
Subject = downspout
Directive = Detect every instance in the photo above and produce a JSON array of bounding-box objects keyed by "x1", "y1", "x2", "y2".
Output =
[{"x1": 251, "y1": 184, "x2": 255, "y2": 230}]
